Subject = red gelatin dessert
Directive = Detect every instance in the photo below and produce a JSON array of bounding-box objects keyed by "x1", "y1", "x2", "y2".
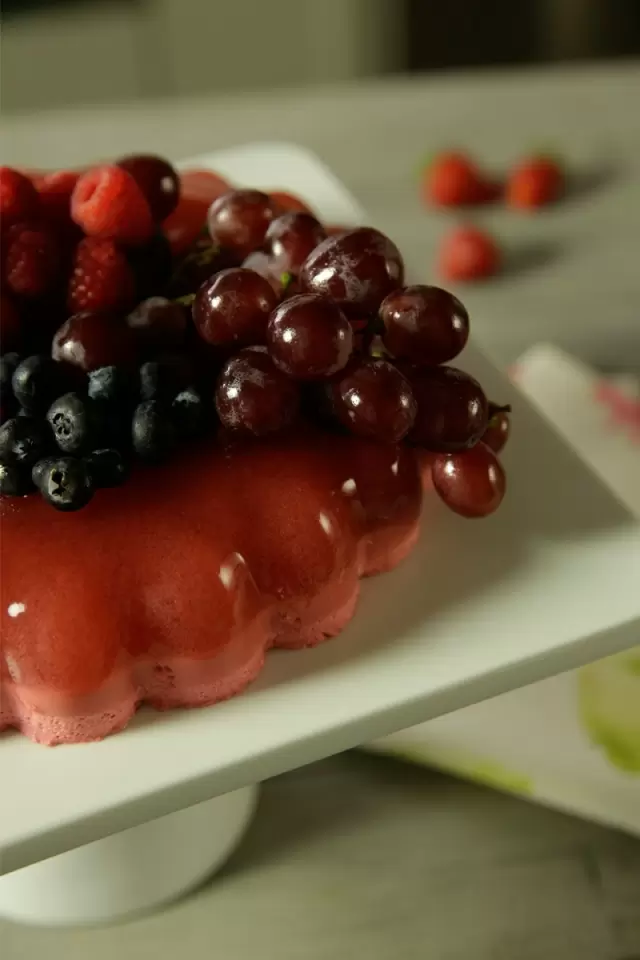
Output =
[{"x1": 0, "y1": 166, "x2": 509, "y2": 745}]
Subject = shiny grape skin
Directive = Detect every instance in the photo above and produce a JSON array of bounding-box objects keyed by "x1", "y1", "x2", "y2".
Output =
[
  {"x1": 118, "y1": 154, "x2": 180, "y2": 221},
  {"x1": 405, "y1": 365, "x2": 488, "y2": 451},
  {"x1": 267, "y1": 294, "x2": 353, "y2": 380},
  {"x1": 264, "y1": 212, "x2": 326, "y2": 279},
  {"x1": 193, "y1": 268, "x2": 278, "y2": 348},
  {"x1": 482, "y1": 404, "x2": 511, "y2": 453},
  {"x1": 299, "y1": 227, "x2": 404, "y2": 316},
  {"x1": 127, "y1": 297, "x2": 187, "y2": 353},
  {"x1": 380, "y1": 285, "x2": 469, "y2": 366},
  {"x1": 329, "y1": 358, "x2": 417, "y2": 443},
  {"x1": 215, "y1": 347, "x2": 300, "y2": 437},
  {"x1": 207, "y1": 189, "x2": 282, "y2": 260},
  {"x1": 432, "y1": 442, "x2": 506, "y2": 518},
  {"x1": 52, "y1": 312, "x2": 136, "y2": 372}
]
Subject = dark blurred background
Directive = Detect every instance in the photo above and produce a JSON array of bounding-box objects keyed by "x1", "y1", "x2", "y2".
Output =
[{"x1": 2, "y1": 0, "x2": 640, "y2": 113}]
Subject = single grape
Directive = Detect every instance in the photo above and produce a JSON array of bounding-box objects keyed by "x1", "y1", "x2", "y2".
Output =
[
  {"x1": 215, "y1": 347, "x2": 299, "y2": 436},
  {"x1": 432, "y1": 442, "x2": 505, "y2": 518},
  {"x1": 380, "y1": 284, "x2": 469, "y2": 366},
  {"x1": 127, "y1": 297, "x2": 187, "y2": 352},
  {"x1": 406, "y1": 365, "x2": 488, "y2": 451},
  {"x1": 267, "y1": 294, "x2": 353, "y2": 380},
  {"x1": 264, "y1": 212, "x2": 326, "y2": 279},
  {"x1": 207, "y1": 189, "x2": 281, "y2": 260},
  {"x1": 329, "y1": 357, "x2": 416, "y2": 443},
  {"x1": 118, "y1": 154, "x2": 180, "y2": 221},
  {"x1": 482, "y1": 403, "x2": 511, "y2": 453},
  {"x1": 52, "y1": 312, "x2": 136, "y2": 372},
  {"x1": 193, "y1": 267, "x2": 277, "y2": 348},
  {"x1": 299, "y1": 227, "x2": 404, "y2": 316},
  {"x1": 241, "y1": 250, "x2": 283, "y2": 297}
]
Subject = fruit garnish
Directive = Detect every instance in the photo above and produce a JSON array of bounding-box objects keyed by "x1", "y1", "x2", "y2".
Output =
[
  {"x1": 329, "y1": 358, "x2": 416, "y2": 443},
  {"x1": 437, "y1": 225, "x2": 500, "y2": 282},
  {"x1": 71, "y1": 165, "x2": 155, "y2": 246},
  {"x1": 505, "y1": 155, "x2": 564, "y2": 210},
  {"x1": 215, "y1": 347, "x2": 299, "y2": 437},
  {"x1": 3, "y1": 221, "x2": 63, "y2": 299},
  {"x1": 380, "y1": 284, "x2": 469, "y2": 366},
  {"x1": 406, "y1": 366, "x2": 489, "y2": 451},
  {"x1": 0, "y1": 167, "x2": 40, "y2": 224},
  {"x1": 193, "y1": 267, "x2": 277, "y2": 347},
  {"x1": 267, "y1": 294, "x2": 353, "y2": 380},
  {"x1": 482, "y1": 402, "x2": 511, "y2": 453},
  {"x1": 207, "y1": 189, "x2": 282, "y2": 260},
  {"x1": 420, "y1": 151, "x2": 495, "y2": 208},
  {"x1": 431, "y1": 442, "x2": 506, "y2": 518},
  {"x1": 117, "y1": 154, "x2": 180, "y2": 221},
  {"x1": 67, "y1": 237, "x2": 136, "y2": 314}
]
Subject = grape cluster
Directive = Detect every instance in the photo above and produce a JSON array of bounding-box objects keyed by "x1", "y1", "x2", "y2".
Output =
[{"x1": 1, "y1": 170, "x2": 510, "y2": 516}]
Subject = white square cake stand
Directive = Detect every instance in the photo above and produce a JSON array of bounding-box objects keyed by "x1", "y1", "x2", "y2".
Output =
[{"x1": 1, "y1": 143, "x2": 639, "y2": 926}]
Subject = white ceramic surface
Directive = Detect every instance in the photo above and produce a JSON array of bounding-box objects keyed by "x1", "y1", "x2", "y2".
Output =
[{"x1": 1, "y1": 142, "x2": 639, "y2": 878}]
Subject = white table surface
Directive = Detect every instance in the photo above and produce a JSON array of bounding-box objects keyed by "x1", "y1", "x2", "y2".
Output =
[{"x1": 2, "y1": 63, "x2": 640, "y2": 959}]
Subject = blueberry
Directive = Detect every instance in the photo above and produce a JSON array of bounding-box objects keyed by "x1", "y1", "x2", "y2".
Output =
[
  {"x1": 88, "y1": 365, "x2": 135, "y2": 409},
  {"x1": 0, "y1": 353, "x2": 21, "y2": 409},
  {"x1": 47, "y1": 392, "x2": 97, "y2": 454},
  {"x1": 0, "y1": 416, "x2": 51, "y2": 467},
  {"x1": 38, "y1": 457, "x2": 94, "y2": 512},
  {"x1": 84, "y1": 448, "x2": 129, "y2": 488},
  {"x1": 31, "y1": 457, "x2": 55, "y2": 489},
  {"x1": 0, "y1": 461, "x2": 32, "y2": 496},
  {"x1": 132, "y1": 400, "x2": 177, "y2": 461},
  {"x1": 11, "y1": 355, "x2": 66, "y2": 414},
  {"x1": 171, "y1": 386, "x2": 208, "y2": 438},
  {"x1": 139, "y1": 355, "x2": 191, "y2": 403}
]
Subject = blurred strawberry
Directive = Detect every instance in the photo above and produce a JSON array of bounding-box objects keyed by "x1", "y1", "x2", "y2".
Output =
[
  {"x1": 437, "y1": 225, "x2": 501, "y2": 282},
  {"x1": 421, "y1": 151, "x2": 496, "y2": 208},
  {"x1": 269, "y1": 190, "x2": 314, "y2": 216},
  {"x1": 506, "y1": 155, "x2": 564, "y2": 209},
  {"x1": 179, "y1": 169, "x2": 231, "y2": 205}
]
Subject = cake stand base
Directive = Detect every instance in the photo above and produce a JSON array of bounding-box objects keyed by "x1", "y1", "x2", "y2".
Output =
[{"x1": 0, "y1": 785, "x2": 259, "y2": 928}]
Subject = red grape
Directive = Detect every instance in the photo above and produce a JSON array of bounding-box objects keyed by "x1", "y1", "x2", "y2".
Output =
[
  {"x1": 215, "y1": 347, "x2": 299, "y2": 436},
  {"x1": 406, "y1": 365, "x2": 488, "y2": 451},
  {"x1": 127, "y1": 297, "x2": 187, "y2": 352},
  {"x1": 118, "y1": 154, "x2": 180, "y2": 221},
  {"x1": 267, "y1": 294, "x2": 353, "y2": 380},
  {"x1": 300, "y1": 227, "x2": 404, "y2": 316},
  {"x1": 432, "y1": 442, "x2": 505, "y2": 518},
  {"x1": 207, "y1": 189, "x2": 281, "y2": 260},
  {"x1": 193, "y1": 267, "x2": 277, "y2": 348},
  {"x1": 329, "y1": 358, "x2": 416, "y2": 443},
  {"x1": 264, "y1": 212, "x2": 326, "y2": 279},
  {"x1": 482, "y1": 403, "x2": 511, "y2": 453},
  {"x1": 52, "y1": 312, "x2": 136, "y2": 372},
  {"x1": 380, "y1": 285, "x2": 469, "y2": 366},
  {"x1": 242, "y1": 250, "x2": 283, "y2": 296}
]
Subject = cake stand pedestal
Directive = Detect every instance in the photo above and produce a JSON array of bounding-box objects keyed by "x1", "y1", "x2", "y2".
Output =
[{"x1": 0, "y1": 785, "x2": 258, "y2": 926}]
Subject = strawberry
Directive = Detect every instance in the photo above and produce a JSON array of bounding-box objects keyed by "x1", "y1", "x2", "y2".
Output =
[
  {"x1": 421, "y1": 151, "x2": 495, "y2": 208},
  {"x1": 179, "y1": 169, "x2": 231, "y2": 206},
  {"x1": 0, "y1": 167, "x2": 40, "y2": 225},
  {"x1": 269, "y1": 190, "x2": 313, "y2": 216},
  {"x1": 71, "y1": 165, "x2": 154, "y2": 246},
  {"x1": 506, "y1": 155, "x2": 564, "y2": 209},
  {"x1": 437, "y1": 225, "x2": 500, "y2": 282},
  {"x1": 68, "y1": 237, "x2": 136, "y2": 314},
  {"x1": 3, "y1": 221, "x2": 63, "y2": 299}
]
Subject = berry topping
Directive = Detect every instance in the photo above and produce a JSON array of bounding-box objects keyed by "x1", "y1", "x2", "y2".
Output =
[
  {"x1": 329, "y1": 357, "x2": 416, "y2": 443},
  {"x1": 380, "y1": 285, "x2": 470, "y2": 367},
  {"x1": 68, "y1": 237, "x2": 136, "y2": 314},
  {"x1": 117, "y1": 154, "x2": 180, "y2": 221},
  {"x1": 132, "y1": 399, "x2": 177, "y2": 461},
  {"x1": 193, "y1": 267, "x2": 278, "y2": 347},
  {"x1": 11, "y1": 354, "x2": 67, "y2": 413},
  {"x1": 3, "y1": 221, "x2": 63, "y2": 299},
  {"x1": 0, "y1": 415, "x2": 51, "y2": 467},
  {"x1": 437, "y1": 225, "x2": 500, "y2": 283},
  {"x1": 300, "y1": 227, "x2": 404, "y2": 316},
  {"x1": 406, "y1": 365, "x2": 489, "y2": 451},
  {"x1": 84, "y1": 447, "x2": 129, "y2": 488},
  {"x1": 52, "y1": 311, "x2": 136, "y2": 372},
  {"x1": 506, "y1": 155, "x2": 564, "y2": 210},
  {"x1": 47, "y1": 392, "x2": 96, "y2": 454},
  {"x1": 0, "y1": 167, "x2": 40, "y2": 224},
  {"x1": 432, "y1": 442, "x2": 506, "y2": 518},
  {"x1": 36, "y1": 456, "x2": 95, "y2": 512},
  {"x1": 207, "y1": 189, "x2": 281, "y2": 260},
  {"x1": 127, "y1": 296, "x2": 187, "y2": 352},
  {"x1": 215, "y1": 347, "x2": 299, "y2": 437},
  {"x1": 267, "y1": 294, "x2": 353, "y2": 380},
  {"x1": 71, "y1": 165, "x2": 154, "y2": 246}
]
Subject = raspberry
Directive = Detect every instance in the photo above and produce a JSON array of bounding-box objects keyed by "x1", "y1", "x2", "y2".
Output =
[
  {"x1": 437, "y1": 225, "x2": 500, "y2": 282},
  {"x1": 421, "y1": 151, "x2": 494, "y2": 208},
  {"x1": 3, "y1": 221, "x2": 62, "y2": 299},
  {"x1": 71, "y1": 165, "x2": 154, "y2": 246},
  {"x1": 506, "y1": 155, "x2": 564, "y2": 209},
  {"x1": 0, "y1": 167, "x2": 40, "y2": 225},
  {"x1": 68, "y1": 237, "x2": 136, "y2": 314},
  {"x1": 37, "y1": 170, "x2": 80, "y2": 225}
]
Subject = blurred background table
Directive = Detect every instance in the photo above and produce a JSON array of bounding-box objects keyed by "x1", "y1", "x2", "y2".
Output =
[{"x1": 2, "y1": 62, "x2": 640, "y2": 959}]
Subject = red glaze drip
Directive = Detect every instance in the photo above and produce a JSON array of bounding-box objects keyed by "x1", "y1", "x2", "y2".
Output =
[{"x1": 0, "y1": 432, "x2": 422, "y2": 744}]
